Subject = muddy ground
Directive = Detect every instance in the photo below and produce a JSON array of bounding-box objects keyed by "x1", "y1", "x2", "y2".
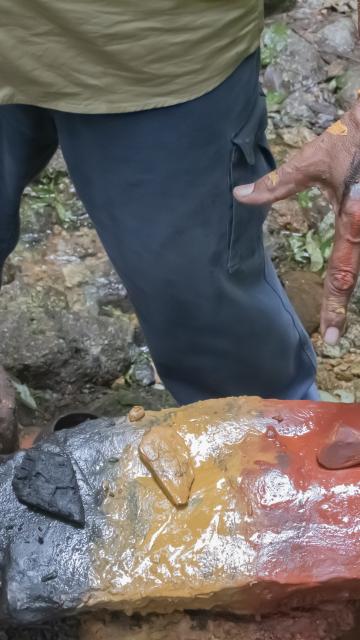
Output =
[{"x1": 2, "y1": 0, "x2": 360, "y2": 638}]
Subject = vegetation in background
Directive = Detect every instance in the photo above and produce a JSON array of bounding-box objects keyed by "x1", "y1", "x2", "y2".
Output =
[
  {"x1": 22, "y1": 170, "x2": 83, "y2": 229},
  {"x1": 261, "y1": 23, "x2": 289, "y2": 67},
  {"x1": 288, "y1": 209, "x2": 335, "y2": 272}
]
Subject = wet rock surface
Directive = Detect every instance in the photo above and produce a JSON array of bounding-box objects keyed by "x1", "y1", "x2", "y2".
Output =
[{"x1": 1, "y1": 397, "x2": 360, "y2": 637}]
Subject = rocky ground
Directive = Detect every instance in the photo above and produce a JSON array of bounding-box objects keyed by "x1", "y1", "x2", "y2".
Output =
[{"x1": 2, "y1": 0, "x2": 360, "y2": 638}]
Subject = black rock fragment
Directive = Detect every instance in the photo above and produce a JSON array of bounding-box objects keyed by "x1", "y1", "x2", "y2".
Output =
[{"x1": 12, "y1": 449, "x2": 85, "y2": 527}]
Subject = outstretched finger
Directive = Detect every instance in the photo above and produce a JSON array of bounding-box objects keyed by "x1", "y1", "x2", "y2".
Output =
[
  {"x1": 321, "y1": 188, "x2": 360, "y2": 345},
  {"x1": 233, "y1": 139, "x2": 323, "y2": 206}
]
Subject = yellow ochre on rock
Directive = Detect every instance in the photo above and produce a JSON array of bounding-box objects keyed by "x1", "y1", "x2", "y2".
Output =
[{"x1": 85, "y1": 396, "x2": 360, "y2": 618}]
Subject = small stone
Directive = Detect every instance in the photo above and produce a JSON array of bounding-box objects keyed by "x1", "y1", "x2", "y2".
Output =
[
  {"x1": 131, "y1": 358, "x2": 155, "y2": 387},
  {"x1": 322, "y1": 338, "x2": 351, "y2": 359},
  {"x1": 41, "y1": 570, "x2": 58, "y2": 583},
  {"x1": 318, "y1": 424, "x2": 360, "y2": 470},
  {"x1": 139, "y1": 425, "x2": 194, "y2": 506},
  {"x1": 111, "y1": 376, "x2": 126, "y2": 390},
  {"x1": 128, "y1": 406, "x2": 145, "y2": 422}
]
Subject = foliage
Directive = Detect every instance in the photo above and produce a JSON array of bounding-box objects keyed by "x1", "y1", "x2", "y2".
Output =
[
  {"x1": 261, "y1": 23, "x2": 289, "y2": 67},
  {"x1": 297, "y1": 189, "x2": 315, "y2": 210},
  {"x1": 12, "y1": 381, "x2": 37, "y2": 411},
  {"x1": 23, "y1": 171, "x2": 78, "y2": 228},
  {"x1": 288, "y1": 212, "x2": 335, "y2": 272},
  {"x1": 266, "y1": 90, "x2": 286, "y2": 112}
]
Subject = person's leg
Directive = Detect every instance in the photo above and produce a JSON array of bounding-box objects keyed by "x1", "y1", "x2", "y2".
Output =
[
  {"x1": 54, "y1": 50, "x2": 317, "y2": 404},
  {"x1": 0, "y1": 105, "x2": 58, "y2": 281}
]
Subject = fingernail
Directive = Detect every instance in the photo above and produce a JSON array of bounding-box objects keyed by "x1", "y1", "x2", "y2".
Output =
[
  {"x1": 234, "y1": 184, "x2": 255, "y2": 198},
  {"x1": 324, "y1": 327, "x2": 340, "y2": 346}
]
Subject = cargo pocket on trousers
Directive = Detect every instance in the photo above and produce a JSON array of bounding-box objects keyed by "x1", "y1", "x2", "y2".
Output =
[{"x1": 227, "y1": 93, "x2": 276, "y2": 274}]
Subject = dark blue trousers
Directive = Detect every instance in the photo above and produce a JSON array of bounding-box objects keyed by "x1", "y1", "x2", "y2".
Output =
[{"x1": 0, "y1": 51, "x2": 318, "y2": 403}]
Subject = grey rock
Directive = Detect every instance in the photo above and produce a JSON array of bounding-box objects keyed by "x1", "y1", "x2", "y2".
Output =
[
  {"x1": 343, "y1": 311, "x2": 360, "y2": 350},
  {"x1": 337, "y1": 64, "x2": 360, "y2": 110},
  {"x1": 278, "y1": 91, "x2": 315, "y2": 126},
  {"x1": 278, "y1": 87, "x2": 336, "y2": 129},
  {"x1": 47, "y1": 148, "x2": 67, "y2": 174},
  {"x1": 315, "y1": 18, "x2": 356, "y2": 57},
  {"x1": 264, "y1": 28, "x2": 326, "y2": 95},
  {"x1": 0, "y1": 283, "x2": 134, "y2": 391},
  {"x1": 131, "y1": 357, "x2": 156, "y2": 387},
  {"x1": 322, "y1": 337, "x2": 351, "y2": 359}
]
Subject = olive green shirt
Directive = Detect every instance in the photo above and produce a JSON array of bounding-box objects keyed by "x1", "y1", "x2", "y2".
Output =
[{"x1": 0, "y1": 1, "x2": 262, "y2": 114}]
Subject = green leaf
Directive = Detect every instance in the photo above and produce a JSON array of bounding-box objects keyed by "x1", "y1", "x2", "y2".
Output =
[
  {"x1": 288, "y1": 235, "x2": 308, "y2": 263},
  {"x1": 54, "y1": 201, "x2": 75, "y2": 227},
  {"x1": 266, "y1": 90, "x2": 286, "y2": 111},
  {"x1": 12, "y1": 381, "x2": 37, "y2": 411},
  {"x1": 305, "y1": 230, "x2": 324, "y2": 272},
  {"x1": 297, "y1": 190, "x2": 313, "y2": 209}
]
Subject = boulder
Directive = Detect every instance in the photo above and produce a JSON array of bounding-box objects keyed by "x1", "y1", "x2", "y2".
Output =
[
  {"x1": 262, "y1": 28, "x2": 325, "y2": 94},
  {"x1": 1, "y1": 397, "x2": 360, "y2": 627},
  {"x1": 315, "y1": 18, "x2": 356, "y2": 57},
  {"x1": 0, "y1": 283, "x2": 134, "y2": 391}
]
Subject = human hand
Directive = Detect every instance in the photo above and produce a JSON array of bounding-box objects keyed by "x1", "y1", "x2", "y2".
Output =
[{"x1": 234, "y1": 101, "x2": 360, "y2": 346}]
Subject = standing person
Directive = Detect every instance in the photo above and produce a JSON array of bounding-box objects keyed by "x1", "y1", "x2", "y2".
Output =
[{"x1": 0, "y1": 1, "x2": 321, "y2": 403}]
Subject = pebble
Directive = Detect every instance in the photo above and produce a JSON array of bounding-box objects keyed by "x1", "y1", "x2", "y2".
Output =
[{"x1": 128, "y1": 406, "x2": 145, "y2": 422}]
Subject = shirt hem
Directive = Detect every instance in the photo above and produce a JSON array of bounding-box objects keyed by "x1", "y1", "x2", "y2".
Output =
[{"x1": 0, "y1": 43, "x2": 260, "y2": 115}]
